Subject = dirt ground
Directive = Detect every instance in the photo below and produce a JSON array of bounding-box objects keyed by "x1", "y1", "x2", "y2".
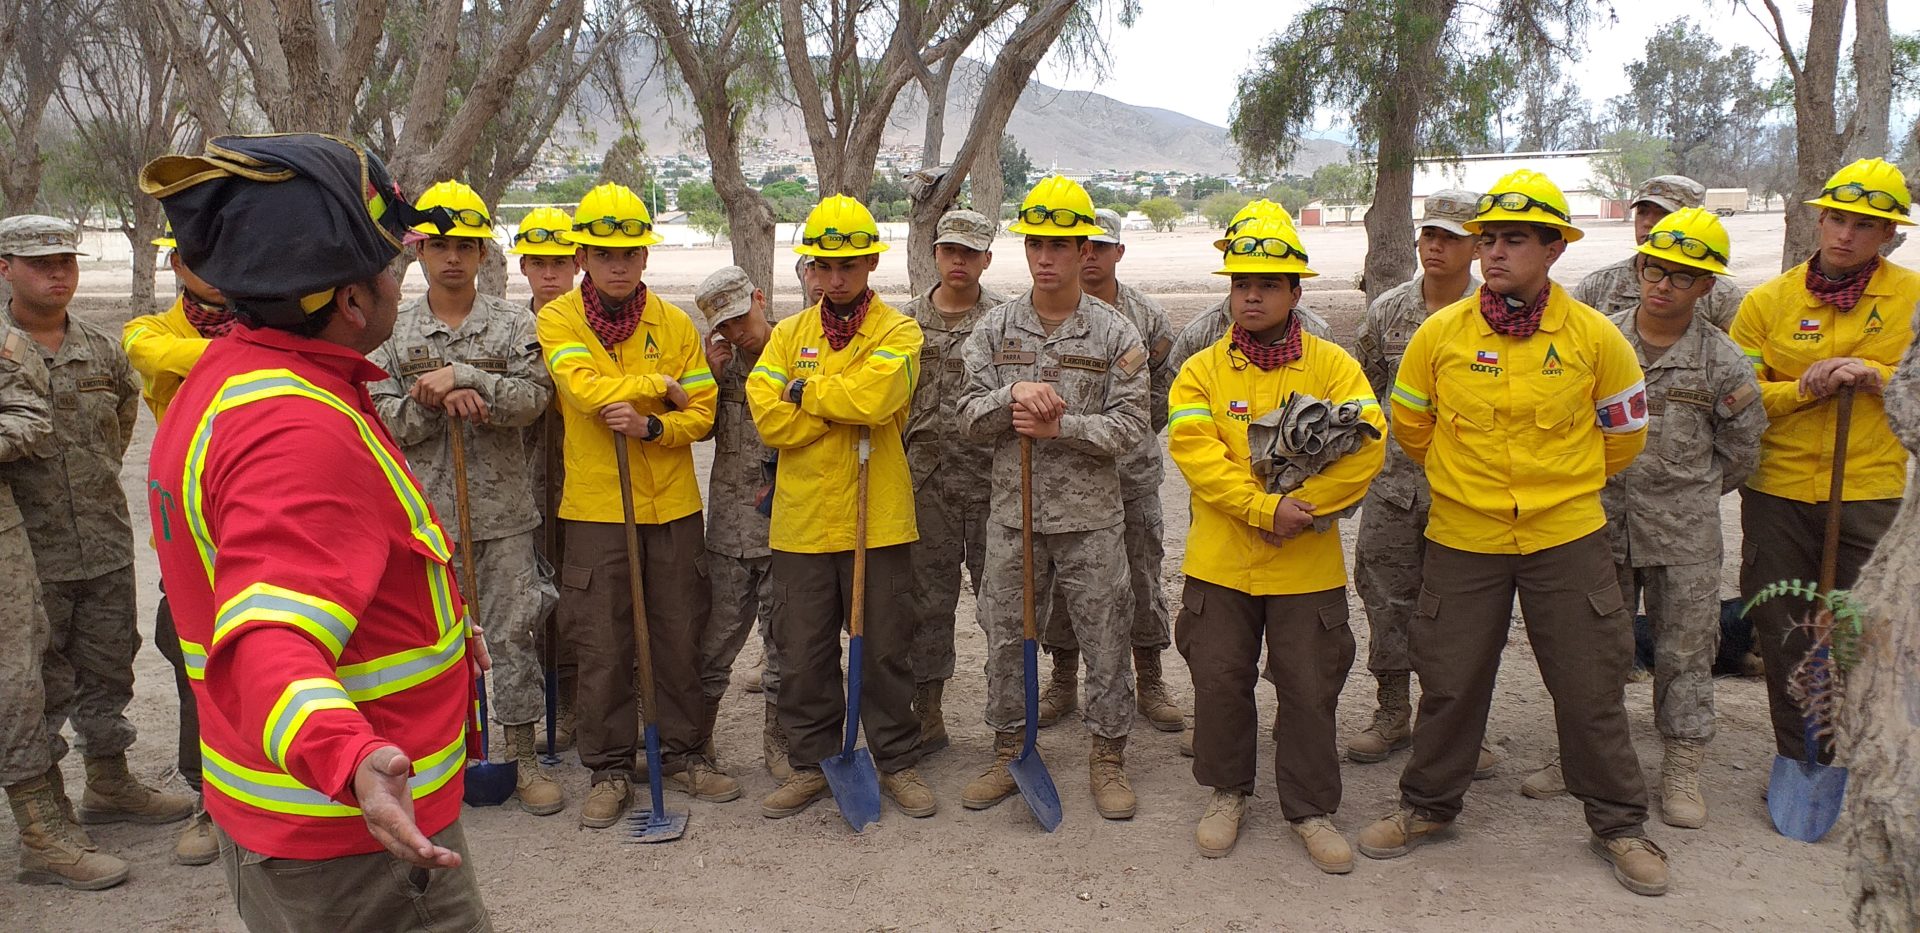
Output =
[{"x1": 10, "y1": 215, "x2": 1916, "y2": 931}]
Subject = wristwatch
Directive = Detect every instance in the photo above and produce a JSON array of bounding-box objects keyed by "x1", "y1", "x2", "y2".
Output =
[
  {"x1": 788, "y1": 378, "x2": 809, "y2": 404},
  {"x1": 641, "y1": 415, "x2": 663, "y2": 442}
]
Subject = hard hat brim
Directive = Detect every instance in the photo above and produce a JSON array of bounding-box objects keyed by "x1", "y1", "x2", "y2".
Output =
[
  {"x1": 569, "y1": 229, "x2": 664, "y2": 248},
  {"x1": 1213, "y1": 256, "x2": 1318, "y2": 278},
  {"x1": 793, "y1": 240, "x2": 888, "y2": 258},
  {"x1": 152, "y1": 237, "x2": 177, "y2": 249},
  {"x1": 410, "y1": 222, "x2": 497, "y2": 240},
  {"x1": 509, "y1": 241, "x2": 578, "y2": 257},
  {"x1": 1634, "y1": 242, "x2": 1728, "y2": 276},
  {"x1": 1463, "y1": 210, "x2": 1584, "y2": 242},
  {"x1": 1802, "y1": 195, "x2": 1915, "y2": 226},
  {"x1": 1007, "y1": 219, "x2": 1107, "y2": 238}
]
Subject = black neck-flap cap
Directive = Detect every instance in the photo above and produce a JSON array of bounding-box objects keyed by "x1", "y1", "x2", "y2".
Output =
[{"x1": 140, "y1": 133, "x2": 453, "y2": 327}]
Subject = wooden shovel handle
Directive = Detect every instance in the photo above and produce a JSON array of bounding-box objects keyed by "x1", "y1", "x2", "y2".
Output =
[
  {"x1": 1021, "y1": 437, "x2": 1035, "y2": 642},
  {"x1": 449, "y1": 424, "x2": 478, "y2": 614},
  {"x1": 1818, "y1": 386, "x2": 1855, "y2": 599},
  {"x1": 614, "y1": 435, "x2": 659, "y2": 719}
]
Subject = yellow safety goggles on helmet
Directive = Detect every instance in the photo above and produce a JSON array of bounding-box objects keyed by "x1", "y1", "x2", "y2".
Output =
[
  {"x1": 1009, "y1": 175, "x2": 1107, "y2": 237},
  {"x1": 1634, "y1": 206, "x2": 1730, "y2": 276},
  {"x1": 1214, "y1": 218, "x2": 1316, "y2": 278},
  {"x1": 1803, "y1": 158, "x2": 1915, "y2": 226}
]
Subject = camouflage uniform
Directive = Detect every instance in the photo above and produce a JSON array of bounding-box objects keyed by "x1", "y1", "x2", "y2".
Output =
[
  {"x1": 0, "y1": 329, "x2": 53, "y2": 784},
  {"x1": 1044, "y1": 281, "x2": 1176, "y2": 652},
  {"x1": 902, "y1": 282, "x2": 1006, "y2": 684},
  {"x1": 0, "y1": 314, "x2": 142, "y2": 764},
  {"x1": 1602, "y1": 309, "x2": 1765, "y2": 742},
  {"x1": 371, "y1": 294, "x2": 553, "y2": 725},
  {"x1": 1350, "y1": 274, "x2": 1476, "y2": 674},
  {"x1": 1168, "y1": 299, "x2": 1332, "y2": 372},
  {"x1": 956, "y1": 293, "x2": 1150, "y2": 738},
  {"x1": 700, "y1": 351, "x2": 782, "y2": 705},
  {"x1": 1575, "y1": 259, "x2": 1744, "y2": 332}
]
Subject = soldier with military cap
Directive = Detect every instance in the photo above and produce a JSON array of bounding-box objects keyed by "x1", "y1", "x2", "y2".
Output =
[
  {"x1": 1169, "y1": 201, "x2": 1333, "y2": 371},
  {"x1": 1575, "y1": 175, "x2": 1744, "y2": 330},
  {"x1": 955, "y1": 176, "x2": 1150, "y2": 820},
  {"x1": 0, "y1": 215, "x2": 194, "y2": 888},
  {"x1": 1036, "y1": 207, "x2": 1185, "y2": 736},
  {"x1": 692, "y1": 264, "x2": 790, "y2": 780},
  {"x1": 373, "y1": 180, "x2": 560, "y2": 818},
  {"x1": 1732, "y1": 157, "x2": 1920, "y2": 772},
  {"x1": 901, "y1": 208, "x2": 1004, "y2": 753},
  {"x1": 1345, "y1": 190, "x2": 1499, "y2": 778}
]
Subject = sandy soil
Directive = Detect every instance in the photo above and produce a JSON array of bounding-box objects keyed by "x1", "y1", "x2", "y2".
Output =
[{"x1": 12, "y1": 214, "x2": 1914, "y2": 931}]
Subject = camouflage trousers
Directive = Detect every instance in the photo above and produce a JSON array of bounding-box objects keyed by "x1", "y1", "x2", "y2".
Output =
[
  {"x1": 1041, "y1": 494, "x2": 1170, "y2": 652},
  {"x1": 980, "y1": 522, "x2": 1133, "y2": 738},
  {"x1": 43, "y1": 565, "x2": 140, "y2": 763},
  {"x1": 1352, "y1": 490, "x2": 1428, "y2": 675},
  {"x1": 699, "y1": 551, "x2": 782, "y2": 707},
  {"x1": 1619, "y1": 559, "x2": 1721, "y2": 743},
  {"x1": 0, "y1": 522, "x2": 52, "y2": 785},
  {"x1": 906, "y1": 485, "x2": 988, "y2": 685},
  {"x1": 467, "y1": 532, "x2": 545, "y2": 726}
]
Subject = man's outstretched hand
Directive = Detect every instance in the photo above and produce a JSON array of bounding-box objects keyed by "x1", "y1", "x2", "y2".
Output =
[{"x1": 354, "y1": 746, "x2": 462, "y2": 870}]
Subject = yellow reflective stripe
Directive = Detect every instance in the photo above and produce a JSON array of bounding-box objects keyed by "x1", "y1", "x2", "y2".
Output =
[
  {"x1": 214, "y1": 582, "x2": 358, "y2": 658},
  {"x1": 1168, "y1": 406, "x2": 1213, "y2": 428},
  {"x1": 262, "y1": 678, "x2": 356, "y2": 769},
  {"x1": 367, "y1": 191, "x2": 386, "y2": 223},
  {"x1": 679, "y1": 366, "x2": 715, "y2": 388},
  {"x1": 1390, "y1": 380, "x2": 1431, "y2": 412},
  {"x1": 425, "y1": 560, "x2": 461, "y2": 638},
  {"x1": 122, "y1": 325, "x2": 151, "y2": 353},
  {"x1": 751, "y1": 363, "x2": 789, "y2": 386},
  {"x1": 872, "y1": 348, "x2": 916, "y2": 387},
  {"x1": 1742, "y1": 347, "x2": 1764, "y2": 374},
  {"x1": 546, "y1": 343, "x2": 591, "y2": 370},
  {"x1": 179, "y1": 639, "x2": 206, "y2": 681},
  {"x1": 1344, "y1": 395, "x2": 1381, "y2": 411},
  {"x1": 200, "y1": 732, "x2": 463, "y2": 819},
  {"x1": 337, "y1": 624, "x2": 467, "y2": 702}
]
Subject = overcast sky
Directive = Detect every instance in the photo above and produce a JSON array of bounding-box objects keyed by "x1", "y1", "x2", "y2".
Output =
[{"x1": 1034, "y1": 2, "x2": 1920, "y2": 135}]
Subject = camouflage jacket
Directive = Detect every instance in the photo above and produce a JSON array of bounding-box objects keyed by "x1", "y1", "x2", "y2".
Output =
[
  {"x1": 1601, "y1": 308, "x2": 1767, "y2": 567},
  {"x1": 1168, "y1": 299, "x2": 1333, "y2": 373},
  {"x1": 957, "y1": 292, "x2": 1149, "y2": 534},
  {"x1": 706, "y1": 353, "x2": 773, "y2": 559},
  {"x1": 1352, "y1": 274, "x2": 1478, "y2": 510},
  {"x1": 372, "y1": 294, "x2": 552, "y2": 541},
  {"x1": 903, "y1": 284, "x2": 1007, "y2": 505},
  {"x1": 1575, "y1": 256, "x2": 1744, "y2": 332},
  {"x1": 0, "y1": 327, "x2": 54, "y2": 534},
  {"x1": 0, "y1": 313, "x2": 138, "y2": 581},
  {"x1": 1098, "y1": 283, "x2": 1177, "y2": 499}
]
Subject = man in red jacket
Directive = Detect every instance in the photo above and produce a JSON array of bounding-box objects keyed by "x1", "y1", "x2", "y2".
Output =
[{"x1": 139, "y1": 134, "x2": 492, "y2": 931}]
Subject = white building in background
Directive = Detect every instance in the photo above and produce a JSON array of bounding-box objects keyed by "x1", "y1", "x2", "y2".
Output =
[{"x1": 1301, "y1": 149, "x2": 1626, "y2": 227}]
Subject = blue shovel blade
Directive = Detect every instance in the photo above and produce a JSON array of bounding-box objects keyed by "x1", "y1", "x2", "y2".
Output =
[
  {"x1": 1012, "y1": 638, "x2": 1062, "y2": 831},
  {"x1": 821, "y1": 633, "x2": 882, "y2": 833},
  {"x1": 1768, "y1": 755, "x2": 1848, "y2": 843}
]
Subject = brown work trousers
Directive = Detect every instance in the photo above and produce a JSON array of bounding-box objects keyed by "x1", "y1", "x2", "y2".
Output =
[
  {"x1": 1175, "y1": 579, "x2": 1354, "y2": 820},
  {"x1": 1738, "y1": 489, "x2": 1898, "y2": 762},
  {"x1": 770, "y1": 546, "x2": 921, "y2": 774},
  {"x1": 153, "y1": 589, "x2": 202, "y2": 791},
  {"x1": 216, "y1": 821, "x2": 491, "y2": 932},
  {"x1": 1400, "y1": 530, "x2": 1650, "y2": 838},
  {"x1": 559, "y1": 516, "x2": 711, "y2": 782}
]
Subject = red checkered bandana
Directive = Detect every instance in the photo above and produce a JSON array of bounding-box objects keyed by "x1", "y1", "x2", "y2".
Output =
[
  {"x1": 820, "y1": 289, "x2": 873, "y2": 351},
  {"x1": 1478, "y1": 285, "x2": 1549, "y2": 338},
  {"x1": 1804, "y1": 255, "x2": 1880, "y2": 312},
  {"x1": 582, "y1": 275, "x2": 645, "y2": 348},
  {"x1": 182, "y1": 293, "x2": 235, "y2": 338},
  {"x1": 1229, "y1": 313, "x2": 1303, "y2": 371}
]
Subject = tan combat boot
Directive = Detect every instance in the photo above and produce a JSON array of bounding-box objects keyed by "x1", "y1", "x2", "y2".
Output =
[
  {"x1": 668, "y1": 755, "x2": 743, "y2": 803},
  {"x1": 760, "y1": 768, "x2": 829, "y2": 819},
  {"x1": 1194, "y1": 789, "x2": 1245, "y2": 858},
  {"x1": 1357, "y1": 806, "x2": 1452, "y2": 859},
  {"x1": 1590, "y1": 835, "x2": 1669, "y2": 896},
  {"x1": 1037, "y1": 649, "x2": 1078, "y2": 727},
  {"x1": 699, "y1": 701, "x2": 719, "y2": 763},
  {"x1": 763, "y1": 701, "x2": 794, "y2": 781},
  {"x1": 1133, "y1": 648, "x2": 1186, "y2": 732},
  {"x1": 79, "y1": 755, "x2": 195, "y2": 825},
  {"x1": 1346, "y1": 672, "x2": 1412, "y2": 763},
  {"x1": 1179, "y1": 719, "x2": 1194, "y2": 757},
  {"x1": 1660, "y1": 739, "x2": 1707, "y2": 829},
  {"x1": 1474, "y1": 739, "x2": 1503, "y2": 780},
  {"x1": 8, "y1": 777, "x2": 128, "y2": 891},
  {"x1": 961, "y1": 731, "x2": 1021, "y2": 810},
  {"x1": 914, "y1": 680, "x2": 950, "y2": 754},
  {"x1": 1089, "y1": 736, "x2": 1135, "y2": 820},
  {"x1": 880, "y1": 767, "x2": 938, "y2": 817},
  {"x1": 1291, "y1": 815, "x2": 1354, "y2": 874},
  {"x1": 579, "y1": 775, "x2": 632, "y2": 829},
  {"x1": 743, "y1": 657, "x2": 766, "y2": 693},
  {"x1": 1520, "y1": 757, "x2": 1566, "y2": 799},
  {"x1": 507, "y1": 723, "x2": 565, "y2": 816},
  {"x1": 173, "y1": 808, "x2": 217, "y2": 866},
  {"x1": 44, "y1": 764, "x2": 87, "y2": 843}
]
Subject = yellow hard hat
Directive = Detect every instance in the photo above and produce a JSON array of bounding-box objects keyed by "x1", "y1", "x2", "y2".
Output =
[
  {"x1": 510, "y1": 206, "x2": 577, "y2": 256},
  {"x1": 1008, "y1": 175, "x2": 1106, "y2": 237},
  {"x1": 1215, "y1": 216, "x2": 1317, "y2": 278},
  {"x1": 152, "y1": 223, "x2": 176, "y2": 250},
  {"x1": 412, "y1": 180, "x2": 495, "y2": 239},
  {"x1": 1465, "y1": 169, "x2": 1584, "y2": 242},
  {"x1": 570, "y1": 182, "x2": 663, "y2": 248},
  {"x1": 1635, "y1": 207, "x2": 1730, "y2": 276},
  {"x1": 1804, "y1": 158, "x2": 1914, "y2": 226},
  {"x1": 1213, "y1": 198, "x2": 1293, "y2": 252},
  {"x1": 795, "y1": 194, "x2": 888, "y2": 257}
]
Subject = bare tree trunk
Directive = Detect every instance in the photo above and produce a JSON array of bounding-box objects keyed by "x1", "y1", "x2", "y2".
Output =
[
  {"x1": 1843, "y1": 0, "x2": 1892, "y2": 162},
  {"x1": 1357, "y1": 0, "x2": 1450, "y2": 302},
  {"x1": 918, "y1": 58, "x2": 955, "y2": 163},
  {"x1": 127, "y1": 196, "x2": 167, "y2": 311},
  {"x1": 970, "y1": 140, "x2": 1005, "y2": 228},
  {"x1": 1842, "y1": 335, "x2": 1920, "y2": 932},
  {"x1": 1760, "y1": 0, "x2": 1846, "y2": 268}
]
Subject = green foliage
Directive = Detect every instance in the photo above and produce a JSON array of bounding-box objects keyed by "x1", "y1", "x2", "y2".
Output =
[
  {"x1": 691, "y1": 208, "x2": 730, "y2": 243},
  {"x1": 1263, "y1": 184, "x2": 1313, "y2": 213},
  {"x1": 1309, "y1": 163, "x2": 1372, "y2": 202},
  {"x1": 677, "y1": 181, "x2": 722, "y2": 215},
  {"x1": 1137, "y1": 196, "x2": 1183, "y2": 232},
  {"x1": 531, "y1": 174, "x2": 597, "y2": 204},
  {"x1": 1087, "y1": 184, "x2": 1134, "y2": 210},
  {"x1": 1588, "y1": 127, "x2": 1675, "y2": 200},
  {"x1": 1199, "y1": 192, "x2": 1252, "y2": 228},
  {"x1": 759, "y1": 165, "x2": 802, "y2": 186},
  {"x1": 760, "y1": 180, "x2": 813, "y2": 223},
  {"x1": 1001, "y1": 135, "x2": 1035, "y2": 193},
  {"x1": 1182, "y1": 176, "x2": 1232, "y2": 200},
  {"x1": 1742, "y1": 580, "x2": 1866, "y2": 673},
  {"x1": 1609, "y1": 19, "x2": 1774, "y2": 184}
]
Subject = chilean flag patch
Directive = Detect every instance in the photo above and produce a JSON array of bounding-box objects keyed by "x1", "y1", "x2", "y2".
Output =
[
  {"x1": 1476, "y1": 350, "x2": 1499, "y2": 366},
  {"x1": 1228, "y1": 400, "x2": 1249, "y2": 415},
  {"x1": 1799, "y1": 319, "x2": 1820, "y2": 332},
  {"x1": 1596, "y1": 380, "x2": 1650, "y2": 433},
  {"x1": 799, "y1": 347, "x2": 819, "y2": 360}
]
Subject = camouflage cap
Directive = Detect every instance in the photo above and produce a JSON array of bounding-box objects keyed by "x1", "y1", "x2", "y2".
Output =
[
  {"x1": 696, "y1": 265, "x2": 757, "y2": 326},
  {"x1": 0, "y1": 215, "x2": 87, "y2": 258},
  {"x1": 1090, "y1": 208, "x2": 1124, "y2": 244},
  {"x1": 1631, "y1": 175, "x2": 1706, "y2": 214},
  {"x1": 933, "y1": 209, "x2": 994, "y2": 252},
  {"x1": 1418, "y1": 190, "x2": 1480, "y2": 237}
]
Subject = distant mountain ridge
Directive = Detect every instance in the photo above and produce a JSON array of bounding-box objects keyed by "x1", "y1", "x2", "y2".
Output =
[{"x1": 571, "y1": 51, "x2": 1349, "y2": 176}]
